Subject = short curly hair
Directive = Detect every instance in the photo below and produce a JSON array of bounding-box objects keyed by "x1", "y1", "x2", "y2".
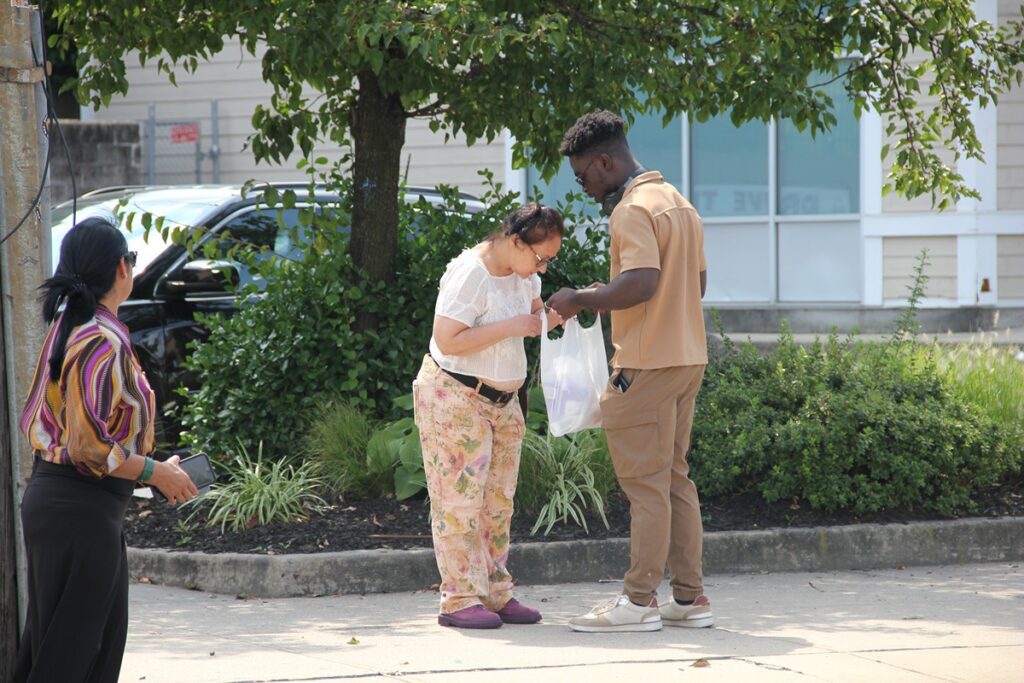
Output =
[{"x1": 559, "y1": 110, "x2": 627, "y2": 157}]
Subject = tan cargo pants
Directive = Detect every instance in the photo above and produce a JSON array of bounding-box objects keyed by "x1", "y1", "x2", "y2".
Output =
[{"x1": 600, "y1": 364, "x2": 707, "y2": 605}]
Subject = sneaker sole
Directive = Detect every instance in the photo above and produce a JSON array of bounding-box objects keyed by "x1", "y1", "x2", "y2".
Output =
[
  {"x1": 568, "y1": 620, "x2": 663, "y2": 633},
  {"x1": 662, "y1": 615, "x2": 714, "y2": 628}
]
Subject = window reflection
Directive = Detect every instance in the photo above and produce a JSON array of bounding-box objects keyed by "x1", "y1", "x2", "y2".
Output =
[{"x1": 691, "y1": 116, "x2": 769, "y2": 217}]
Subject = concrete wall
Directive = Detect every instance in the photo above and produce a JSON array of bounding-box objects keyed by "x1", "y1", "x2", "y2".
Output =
[{"x1": 49, "y1": 120, "x2": 142, "y2": 204}]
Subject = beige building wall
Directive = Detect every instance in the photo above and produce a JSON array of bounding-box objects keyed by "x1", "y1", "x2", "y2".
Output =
[
  {"x1": 998, "y1": 0, "x2": 1024, "y2": 210},
  {"x1": 998, "y1": 235, "x2": 1024, "y2": 298},
  {"x1": 883, "y1": 236, "x2": 958, "y2": 299},
  {"x1": 88, "y1": 39, "x2": 506, "y2": 196},
  {"x1": 881, "y1": 52, "x2": 957, "y2": 214}
]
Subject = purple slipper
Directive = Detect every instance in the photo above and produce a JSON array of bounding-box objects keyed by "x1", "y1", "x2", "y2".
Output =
[
  {"x1": 496, "y1": 598, "x2": 542, "y2": 624},
  {"x1": 438, "y1": 605, "x2": 503, "y2": 629}
]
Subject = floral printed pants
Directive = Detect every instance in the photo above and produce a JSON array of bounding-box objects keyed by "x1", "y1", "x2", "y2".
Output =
[{"x1": 413, "y1": 355, "x2": 525, "y2": 614}]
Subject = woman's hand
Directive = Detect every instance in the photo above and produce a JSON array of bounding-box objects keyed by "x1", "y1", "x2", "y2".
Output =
[
  {"x1": 506, "y1": 313, "x2": 543, "y2": 338},
  {"x1": 545, "y1": 305, "x2": 565, "y2": 329},
  {"x1": 150, "y1": 455, "x2": 199, "y2": 505}
]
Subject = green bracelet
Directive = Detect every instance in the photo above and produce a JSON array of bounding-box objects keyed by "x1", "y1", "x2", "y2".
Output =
[{"x1": 139, "y1": 457, "x2": 155, "y2": 483}]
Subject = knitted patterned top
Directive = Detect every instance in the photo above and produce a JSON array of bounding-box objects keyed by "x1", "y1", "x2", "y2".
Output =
[{"x1": 20, "y1": 305, "x2": 155, "y2": 477}]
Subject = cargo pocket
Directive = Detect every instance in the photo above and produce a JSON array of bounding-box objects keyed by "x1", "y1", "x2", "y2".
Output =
[{"x1": 601, "y1": 405, "x2": 667, "y2": 480}]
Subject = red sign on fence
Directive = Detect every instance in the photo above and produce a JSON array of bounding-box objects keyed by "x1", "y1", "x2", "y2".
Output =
[{"x1": 169, "y1": 123, "x2": 201, "y2": 144}]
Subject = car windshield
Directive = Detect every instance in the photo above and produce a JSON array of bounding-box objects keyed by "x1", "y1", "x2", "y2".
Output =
[{"x1": 49, "y1": 191, "x2": 227, "y2": 275}]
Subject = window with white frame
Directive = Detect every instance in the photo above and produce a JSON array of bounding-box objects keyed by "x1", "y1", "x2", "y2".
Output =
[{"x1": 526, "y1": 68, "x2": 861, "y2": 302}]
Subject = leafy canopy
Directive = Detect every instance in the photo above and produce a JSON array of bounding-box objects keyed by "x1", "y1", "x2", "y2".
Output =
[{"x1": 53, "y1": 1, "x2": 1024, "y2": 207}]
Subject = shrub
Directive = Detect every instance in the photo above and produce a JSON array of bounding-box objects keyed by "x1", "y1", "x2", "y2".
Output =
[
  {"x1": 516, "y1": 429, "x2": 616, "y2": 535},
  {"x1": 189, "y1": 440, "x2": 326, "y2": 533},
  {"x1": 691, "y1": 318, "x2": 1019, "y2": 516},
  {"x1": 304, "y1": 399, "x2": 378, "y2": 499},
  {"x1": 180, "y1": 175, "x2": 611, "y2": 461},
  {"x1": 180, "y1": 178, "x2": 507, "y2": 459},
  {"x1": 937, "y1": 336, "x2": 1024, "y2": 463}
]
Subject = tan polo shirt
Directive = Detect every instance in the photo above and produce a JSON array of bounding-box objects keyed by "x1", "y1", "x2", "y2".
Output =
[{"x1": 608, "y1": 171, "x2": 707, "y2": 369}]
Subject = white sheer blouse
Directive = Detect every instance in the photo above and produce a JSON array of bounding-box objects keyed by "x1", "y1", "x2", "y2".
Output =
[{"x1": 429, "y1": 249, "x2": 541, "y2": 384}]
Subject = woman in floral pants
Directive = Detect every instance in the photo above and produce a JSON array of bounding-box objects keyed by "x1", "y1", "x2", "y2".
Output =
[{"x1": 414, "y1": 203, "x2": 563, "y2": 629}]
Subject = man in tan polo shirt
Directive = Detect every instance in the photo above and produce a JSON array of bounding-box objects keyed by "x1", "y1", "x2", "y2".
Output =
[{"x1": 547, "y1": 110, "x2": 712, "y2": 632}]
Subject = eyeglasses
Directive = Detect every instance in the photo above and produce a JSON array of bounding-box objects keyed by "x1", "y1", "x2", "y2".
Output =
[
  {"x1": 525, "y1": 242, "x2": 555, "y2": 267},
  {"x1": 574, "y1": 155, "x2": 601, "y2": 187},
  {"x1": 124, "y1": 251, "x2": 137, "y2": 268}
]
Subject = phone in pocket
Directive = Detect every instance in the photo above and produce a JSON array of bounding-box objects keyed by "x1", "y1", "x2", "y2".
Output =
[
  {"x1": 613, "y1": 371, "x2": 632, "y2": 393},
  {"x1": 154, "y1": 452, "x2": 216, "y2": 501}
]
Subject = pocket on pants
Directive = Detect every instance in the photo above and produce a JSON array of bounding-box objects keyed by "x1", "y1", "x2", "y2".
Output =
[{"x1": 601, "y1": 404, "x2": 665, "y2": 479}]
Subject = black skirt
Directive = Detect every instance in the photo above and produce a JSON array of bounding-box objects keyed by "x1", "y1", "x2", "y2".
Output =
[{"x1": 14, "y1": 458, "x2": 135, "y2": 683}]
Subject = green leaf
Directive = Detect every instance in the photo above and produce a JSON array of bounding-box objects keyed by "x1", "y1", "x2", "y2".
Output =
[{"x1": 394, "y1": 466, "x2": 426, "y2": 500}]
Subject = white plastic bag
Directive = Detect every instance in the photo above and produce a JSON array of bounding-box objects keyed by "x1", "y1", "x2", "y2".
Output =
[{"x1": 540, "y1": 312, "x2": 609, "y2": 437}]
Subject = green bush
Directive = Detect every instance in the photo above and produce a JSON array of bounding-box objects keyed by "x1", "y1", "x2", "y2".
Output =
[
  {"x1": 692, "y1": 322, "x2": 1018, "y2": 516},
  {"x1": 691, "y1": 253, "x2": 1021, "y2": 516},
  {"x1": 516, "y1": 429, "x2": 617, "y2": 535},
  {"x1": 180, "y1": 175, "x2": 610, "y2": 461},
  {"x1": 181, "y1": 179, "x2": 505, "y2": 459},
  {"x1": 304, "y1": 398, "x2": 379, "y2": 499},
  {"x1": 937, "y1": 336, "x2": 1024, "y2": 461},
  {"x1": 188, "y1": 440, "x2": 326, "y2": 533}
]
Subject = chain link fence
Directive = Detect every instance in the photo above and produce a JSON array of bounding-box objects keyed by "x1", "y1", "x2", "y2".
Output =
[{"x1": 143, "y1": 101, "x2": 220, "y2": 184}]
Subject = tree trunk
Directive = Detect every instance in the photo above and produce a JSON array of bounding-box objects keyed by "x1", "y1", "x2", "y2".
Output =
[{"x1": 350, "y1": 70, "x2": 407, "y2": 286}]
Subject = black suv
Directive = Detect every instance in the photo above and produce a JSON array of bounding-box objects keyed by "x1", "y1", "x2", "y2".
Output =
[{"x1": 50, "y1": 184, "x2": 485, "y2": 450}]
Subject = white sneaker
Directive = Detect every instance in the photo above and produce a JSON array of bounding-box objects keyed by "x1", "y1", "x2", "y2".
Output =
[
  {"x1": 568, "y1": 595, "x2": 662, "y2": 632},
  {"x1": 659, "y1": 595, "x2": 714, "y2": 628}
]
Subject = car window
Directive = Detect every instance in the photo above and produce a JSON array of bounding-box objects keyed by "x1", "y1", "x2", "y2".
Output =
[
  {"x1": 50, "y1": 200, "x2": 180, "y2": 276},
  {"x1": 213, "y1": 208, "x2": 307, "y2": 290}
]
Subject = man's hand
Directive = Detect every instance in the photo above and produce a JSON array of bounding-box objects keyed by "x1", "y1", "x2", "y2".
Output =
[{"x1": 547, "y1": 287, "x2": 584, "y2": 319}]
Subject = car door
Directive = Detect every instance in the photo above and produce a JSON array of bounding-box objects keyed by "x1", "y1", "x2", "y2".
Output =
[{"x1": 154, "y1": 205, "x2": 306, "y2": 437}]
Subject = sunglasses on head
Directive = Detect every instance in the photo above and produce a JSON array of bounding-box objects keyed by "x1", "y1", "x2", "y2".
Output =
[{"x1": 124, "y1": 251, "x2": 137, "y2": 268}]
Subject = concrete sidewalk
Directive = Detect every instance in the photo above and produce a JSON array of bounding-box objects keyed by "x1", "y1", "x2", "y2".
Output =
[{"x1": 122, "y1": 561, "x2": 1023, "y2": 683}]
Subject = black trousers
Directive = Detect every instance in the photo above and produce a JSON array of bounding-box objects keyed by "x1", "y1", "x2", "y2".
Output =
[{"x1": 14, "y1": 458, "x2": 135, "y2": 683}]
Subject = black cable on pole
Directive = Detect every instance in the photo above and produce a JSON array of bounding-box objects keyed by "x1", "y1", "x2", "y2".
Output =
[
  {"x1": 39, "y1": 0, "x2": 77, "y2": 229},
  {"x1": 0, "y1": 0, "x2": 77, "y2": 247}
]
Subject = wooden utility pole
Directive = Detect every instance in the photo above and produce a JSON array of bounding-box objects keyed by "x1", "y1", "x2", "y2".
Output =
[{"x1": 0, "y1": 1, "x2": 51, "y2": 675}]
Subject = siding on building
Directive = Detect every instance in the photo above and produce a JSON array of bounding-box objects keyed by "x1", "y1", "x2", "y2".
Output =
[
  {"x1": 881, "y1": 57, "x2": 958, "y2": 214},
  {"x1": 883, "y1": 236, "x2": 958, "y2": 299},
  {"x1": 998, "y1": 0, "x2": 1024, "y2": 210},
  {"x1": 999, "y1": 235, "x2": 1024, "y2": 298},
  {"x1": 89, "y1": 40, "x2": 506, "y2": 196}
]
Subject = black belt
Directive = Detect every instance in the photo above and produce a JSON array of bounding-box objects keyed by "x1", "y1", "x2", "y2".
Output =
[{"x1": 430, "y1": 356, "x2": 516, "y2": 406}]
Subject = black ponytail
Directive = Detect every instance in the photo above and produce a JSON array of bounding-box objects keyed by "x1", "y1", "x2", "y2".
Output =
[{"x1": 40, "y1": 217, "x2": 127, "y2": 381}]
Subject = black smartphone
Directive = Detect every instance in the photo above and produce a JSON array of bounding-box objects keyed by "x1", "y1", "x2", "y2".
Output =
[
  {"x1": 614, "y1": 372, "x2": 632, "y2": 392},
  {"x1": 154, "y1": 452, "x2": 216, "y2": 500}
]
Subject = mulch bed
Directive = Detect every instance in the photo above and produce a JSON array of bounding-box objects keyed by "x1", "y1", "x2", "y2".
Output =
[{"x1": 124, "y1": 481, "x2": 1024, "y2": 555}]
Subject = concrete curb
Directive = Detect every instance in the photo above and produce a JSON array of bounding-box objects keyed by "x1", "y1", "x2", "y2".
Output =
[{"x1": 127, "y1": 517, "x2": 1024, "y2": 598}]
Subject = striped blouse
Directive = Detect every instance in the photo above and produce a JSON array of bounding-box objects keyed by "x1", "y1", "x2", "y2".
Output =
[{"x1": 20, "y1": 306, "x2": 155, "y2": 478}]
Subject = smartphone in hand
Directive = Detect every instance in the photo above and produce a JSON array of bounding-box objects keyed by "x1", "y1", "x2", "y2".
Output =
[{"x1": 154, "y1": 452, "x2": 216, "y2": 501}]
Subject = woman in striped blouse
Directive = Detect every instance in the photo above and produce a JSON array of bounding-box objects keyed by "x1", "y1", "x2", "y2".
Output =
[{"x1": 15, "y1": 217, "x2": 197, "y2": 683}]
